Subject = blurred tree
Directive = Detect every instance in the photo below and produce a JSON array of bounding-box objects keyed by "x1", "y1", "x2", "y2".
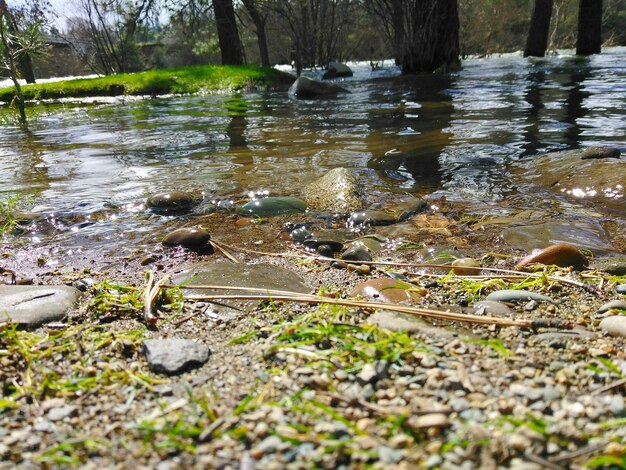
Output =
[
  {"x1": 241, "y1": 0, "x2": 270, "y2": 66},
  {"x1": 365, "y1": 0, "x2": 460, "y2": 73},
  {"x1": 524, "y1": 0, "x2": 553, "y2": 57},
  {"x1": 576, "y1": 0, "x2": 602, "y2": 54},
  {"x1": 76, "y1": 0, "x2": 158, "y2": 74}
]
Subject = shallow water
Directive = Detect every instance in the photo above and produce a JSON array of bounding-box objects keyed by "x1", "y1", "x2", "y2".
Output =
[{"x1": 1, "y1": 48, "x2": 625, "y2": 257}]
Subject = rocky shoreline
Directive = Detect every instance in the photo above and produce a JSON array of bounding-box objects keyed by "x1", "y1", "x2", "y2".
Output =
[{"x1": 1, "y1": 149, "x2": 625, "y2": 469}]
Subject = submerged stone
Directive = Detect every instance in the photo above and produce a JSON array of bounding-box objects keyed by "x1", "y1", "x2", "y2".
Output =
[
  {"x1": 142, "y1": 339, "x2": 210, "y2": 375},
  {"x1": 348, "y1": 209, "x2": 397, "y2": 228},
  {"x1": 341, "y1": 242, "x2": 373, "y2": 262},
  {"x1": 0, "y1": 285, "x2": 81, "y2": 328},
  {"x1": 515, "y1": 243, "x2": 589, "y2": 271},
  {"x1": 502, "y1": 221, "x2": 614, "y2": 254},
  {"x1": 162, "y1": 227, "x2": 211, "y2": 248},
  {"x1": 147, "y1": 191, "x2": 200, "y2": 214},
  {"x1": 302, "y1": 168, "x2": 364, "y2": 213},
  {"x1": 237, "y1": 197, "x2": 307, "y2": 217},
  {"x1": 451, "y1": 258, "x2": 481, "y2": 276}
]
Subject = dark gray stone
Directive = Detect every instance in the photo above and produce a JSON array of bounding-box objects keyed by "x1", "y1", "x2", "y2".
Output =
[
  {"x1": 0, "y1": 285, "x2": 81, "y2": 327},
  {"x1": 288, "y1": 76, "x2": 350, "y2": 98},
  {"x1": 341, "y1": 243, "x2": 373, "y2": 262},
  {"x1": 237, "y1": 197, "x2": 307, "y2": 217},
  {"x1": 142, "y1": 339, "x2": 211, "y2": 375}
]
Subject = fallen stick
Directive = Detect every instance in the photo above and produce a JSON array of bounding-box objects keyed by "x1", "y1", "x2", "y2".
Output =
[{"x1": 171, "y1": 284, "x2": 575, "y2": 330}]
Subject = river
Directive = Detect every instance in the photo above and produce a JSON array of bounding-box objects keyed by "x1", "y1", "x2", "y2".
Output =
[{"x1": 1, "y1": 48, "x2": 625, "y2": 262}]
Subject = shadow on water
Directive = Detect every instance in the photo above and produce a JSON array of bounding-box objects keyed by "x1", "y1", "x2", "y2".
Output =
[
  {"x1": 521, "y1": 56, "x2": 593, "y2": 157},
  {"x1": 365, "y1": 73, "x2": 455, "y2": 193}
]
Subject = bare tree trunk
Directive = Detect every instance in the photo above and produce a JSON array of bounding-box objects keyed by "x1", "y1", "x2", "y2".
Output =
[
  {"x1": 576, "y1": 0, "x2": 602, "y2": 55},
  {"x1": 0, "y1": 0, "x2": 27, "y2": 124},
  {"x1": 213, "y1": 0, "x2": 244, "y2": 65},
  {"x1": 366, "y1": 0, "x2": 460, "y2": 74},
  {"x1": 524, "y1": 0, "x2": 553, "y2": 57},
  {"x1": 241, "y1": 0, "x2": 270, "y2": 66}
]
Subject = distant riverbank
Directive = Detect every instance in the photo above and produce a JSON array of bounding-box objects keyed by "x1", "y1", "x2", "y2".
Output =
[{"x1": 0, "y1": 64, "x2": 294, "y2": 103}]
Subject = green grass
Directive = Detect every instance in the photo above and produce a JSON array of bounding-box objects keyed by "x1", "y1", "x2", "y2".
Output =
[{"x1": 0, "y1": 64, "x2": 295, "y2": 103}]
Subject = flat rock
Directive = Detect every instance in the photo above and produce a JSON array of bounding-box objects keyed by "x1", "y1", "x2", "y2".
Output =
[
  {"x1": 0, "y1": 285, "x2": 81, "y2": 327},
  {"x1": 351, "y1": 278, "x2": 426, "y2": 304},
  {"x1": 172, "y1": 263, "x2": 310, "y2": 297},
  {"x1": 502, "y1": 220, "x2": 614, "y2": 254},
  {"x1": 365, "y1": 310, "x2": 456, "y2": 339},
  {"x1": 347, "y1": 209, "x2": 397, "y2": 228},
  {"x1": 473, "y1": 300, "x2": 515, "y2": 317},
  {"x1": 485, "y1": 289, "x2": 555, "y2": 304},
  {"x1": 592, "y1": 257, "x2": 626, "y2": 276},
  {"x1": 599, "y1": 316, "x2": 626, "y2": 339},
  {"x1": 142, "y1": 339, "x2": 211, "y2": 375},
  {"x1": 302, "y1": 167, "x2": 364, "y2": 213}
]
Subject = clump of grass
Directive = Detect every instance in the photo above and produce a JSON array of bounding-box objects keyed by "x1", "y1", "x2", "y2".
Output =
[
  {"x1": 89, "y1": 277, "x2": 183, "y2": 322},
  {"x1": 0, "y1": 323, "x2": 155, "y2": 409},
  {"x1": 0, "y1": 65, "x2": 294, "y2": 103},
  {"x1": 0, "y1": 193, "x2": 29, "y2": 236}
]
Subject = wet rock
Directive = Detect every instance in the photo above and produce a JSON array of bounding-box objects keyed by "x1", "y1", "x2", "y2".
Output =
[
  {"x1": 341, "y1": 242, "x2": 373, "y2": 262},
  {"x1": 515, "y1": 243, "x2": 588, "y2": 271},
  {"x1": 162, "y1": 227, "x2": 211, "y2": 248},
  {"x1": 0, "y1": 285, "x2": 81, "y2": 328},
  {"x1": 303, "y1": 238, "x2": 343, "y2": 252},
  {"x1": 347, "y1": 209, "x2": 397, "y2": 228},
  {"x1": 485, "y1": 289, "x2": 555, "y2": 304},
  {"x1": 302, "y1": 168, "x2": 364, "y2": 213},
  {"x1": 502, "y1": 220, "x2": 614, "y2": 254},
  {"x1": 473, "y1": 300, "x2": 515, "y2": 317},
  {"x1": 322, "y1": 62, "x2": 353, "y2": 80},
  {"x1": 599, "y1": 316, "x2": 626, "y2": 339},
  {"x1": 598, "y1": 299, "x2": 626, "y2": 313},
  {"x1": 290, "y1": 226, "x2": 312, "y2": 243},
  {"x1": 172, "y1": 263, "x2": 310, "y2": 297},
  {"x1": 351, "y1": 278, "x2": 426, "y2": 303},
  {"x1": 142, "y1": 339, "x2": 211, "y2": 375},
  {"x1": 451, "y1": 258, "x2": 481, "y2": 276},
  {"x1": 147, "y1": 191, "x2": 200, "y2": 214},
  {"x1": 387, "y1": 197, "x2": 428, "y2": 221},
  {"x1": 288, "y1": 76, "x2": 350, "y2": 98},
  {"x1": 237, "y1": 196, "x2": 307, "y2": 217}
]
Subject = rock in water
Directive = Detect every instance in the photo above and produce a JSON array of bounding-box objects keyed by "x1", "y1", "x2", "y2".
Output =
[
  {"x1": 322, "y1": 62, "x2": 353, "y2": 80},
  {"x1": 451, "y1": 258, "x2": 481, "y2": 276},
  {"x1": 237, "y1": 196, "x2": 307, "y2": 217},
  {"x1": 0, "y1": 285, "x2": 81, "y2": 328},
  {"x1": 162, "y1": 227, "x2": 211, "y2": 248},
  {"x1": 142, "y1": 339, "x2": 211, "y2": 375},
  {"x1": 302, "y1": 167, "x2": 364, "y2": 213},
  {"x1": 515, "y1": 244, "x2": 589, "y2": 271},
  {"x1": 288, "y1": 76, "x2": 350, "y2": 98},
  {"x1": 146, "y1": 191, "x2": 200, "y2": 214}
]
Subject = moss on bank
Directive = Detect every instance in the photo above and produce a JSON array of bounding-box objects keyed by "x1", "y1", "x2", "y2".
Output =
[{"x1": 0, "y1": 64, "x2": 295, "y2": 103}]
